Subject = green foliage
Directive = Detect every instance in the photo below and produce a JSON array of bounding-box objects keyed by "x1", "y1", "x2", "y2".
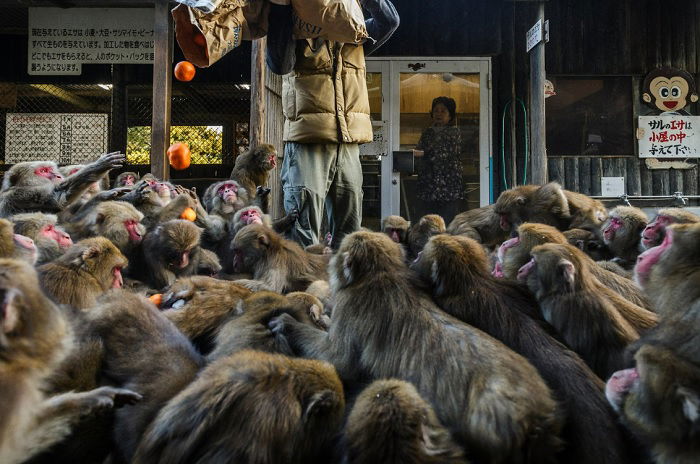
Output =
[{"x1": 126, "y1": 125, "x2": 223, "y2": 165}]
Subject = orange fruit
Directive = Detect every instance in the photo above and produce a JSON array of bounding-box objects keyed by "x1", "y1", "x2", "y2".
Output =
[
  {"x1": 168, "y1": 142, "x2": 191, "y2": 170},
  {"x1": 149, "y1": 293, "x2": 163, "y2": 306},
  {"x1": 180, "y1": 207, "x2": 197, "y2": 222},
  {"x1": 174, "y1": 61, "x2": 196, "y2": 82},
  {"x1": 193, "y1": 33, "x2": 206, "y2": 48}
]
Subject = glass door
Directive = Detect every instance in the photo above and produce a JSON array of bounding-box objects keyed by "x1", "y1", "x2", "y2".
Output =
[{"x1": 366, "y1": 58, "x2": 492, "y2": 223}]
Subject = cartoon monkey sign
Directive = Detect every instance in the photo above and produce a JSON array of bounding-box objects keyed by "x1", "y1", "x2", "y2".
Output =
[{"x1": 642, "y1": 67, "x2": 699, "y2": 115}]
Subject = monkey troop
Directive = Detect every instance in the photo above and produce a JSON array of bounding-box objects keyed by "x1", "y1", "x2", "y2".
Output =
[{"x1": 0, "y1": 148, "x2": 696, "y2": 464}]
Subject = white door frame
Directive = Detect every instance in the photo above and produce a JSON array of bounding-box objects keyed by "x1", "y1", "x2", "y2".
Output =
[{"x1": 366, "y1": 57, "x2": 493, "y2": 218}]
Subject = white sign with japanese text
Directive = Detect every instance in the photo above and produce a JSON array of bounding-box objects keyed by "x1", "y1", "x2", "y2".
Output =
[
  {"x1": 28, "y1": 8, "x2": 155, "y2": 75},
  {"x1": 526, "y1": 19, "x2": 542, "y2": 53},
  {"x1": 5, "y1": 113, "x2": 108, "y2": 164},
  {"x1": 638, "y1": 115, "x2": 700, "y2": 158}
]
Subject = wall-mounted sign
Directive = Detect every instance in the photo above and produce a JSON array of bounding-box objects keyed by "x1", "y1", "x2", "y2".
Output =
[
  {"x1": 638, "y1": 115, "x2": 700, "y2": 158},
  {"x1": 601, "y1": 177, "x2": 625, "y2": 197},
  {"x1": 5, "y1": 113, "x2": 108, "y2": 164},
  {"x1": 642, "y1": 67, "x2": 698, "y2": 114},
  {"x1": 526, "y1": 19, "x2": 542, "y2": 53},
  {"x1": 28, "y1": 8, "x2": 155, "y2": 75},
  {"x1": 359, "y1": 121, "x2": 388, "y2": 160}
]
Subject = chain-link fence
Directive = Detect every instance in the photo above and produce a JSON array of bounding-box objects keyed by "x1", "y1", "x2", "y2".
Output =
[{"x1": 0, "y1": 77, "x2": 250, "y2": 168}]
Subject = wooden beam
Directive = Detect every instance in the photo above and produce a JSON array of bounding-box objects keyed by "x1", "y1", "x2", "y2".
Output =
[
  {"x1": 529, "y1": 1, "x2": 547, "y2": 185},
  {"x1": 249, "y1": 37, "x2": 266, "y2": 151},
  {"x1": 109, "y1": 64, "x2": 128, "y2": 154},
  {"x1": 150, "y1": 0, "x2": 173, "y2": 180},
  {"x1": 30, "y1": 84, "x2": 96, "y2": 110}
]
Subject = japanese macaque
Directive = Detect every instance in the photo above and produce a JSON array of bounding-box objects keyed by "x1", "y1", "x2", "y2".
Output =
[
  {"x1": 343, "y1": 379, "x2": 467, "y2": 464},
  {"x1": 494, "y1": 222, "x2": 567, "y2": 279},
  {"x1": 0, "y1": 260, "x2": 141, "y2": 464},
  {"x1": 59, "y1": 164, "x2": 109, "y2": 202},
  {"x1": 208, "y1": 291, "x2": 325, "y2": 361},
  {"x1": 606, "y1": 343, "x2": 700, "y2": 464},
  {"x1": 447, "y1": 204, "x2": 509, "y2": 248},
  {"x1": 38, "y1": 237, "x2": 128, "y2": 310},
  {"x1": 230, "y1": 143, "x2": 277, "y2": 212},
  {"x1": 202, "y1": 180, "x2": 249, "y2": 220},
  {"x1": 158, "y1": 276, "x2": 253, "y2": 354},
  {"x1": 640, "y1": 207, "x2": 699, "y2": 250},
  {"x1": 563, "y1": 228, "x2": 614, "y2": 261},
  {"x1": 497, "y1": 223, "x2": 652, "y2": 310},
  {"x1": 197, "y1": 248, "x2": 222, "y2": 276},
  {"x1": 142, "y1": 220, "x2": 203, "y2": 289},
  {"x1": 601, "y1": 206, "x2": 648, "y2": 267},
  {"x1": 413, "y1": 235, "x2": 633, "y2": 464},
  {"x1": 113, "y1": 171, "x2": 139, "y2": 188},
  {"x1": 0, "y1": 152, "x2": 125, "y2": 217},
  {"x1": 270, "y1": 231, "x2": 562, "y2": 464},
  {"x1": 133, "y1": 350, "x2": 344, "y2": 464},
  {"x1": 231, "y1": 224, "x2": 329, "y2": 293},
  {"x1": 0, "y1": 217, "x2": 39, "y2": 265},
  {"x1": 635, "y1": 222, "x2": 700, "y2": 315},
  {"x1": 495, "y1": 182, "x2": 607, "y2": 234},
  {"x1": 85, "y1": 290, "x2": 204, "y2": 463},
  {"x1": 381, "y1": 215, "x2": 410, "y2": 244},
  {"x1": 11, "y1": 212, "x2": 72, "y2": 264},
  {"x1": 63, "y1": 201, "x2": 145, "y2": 256},
  {"x1": 518, "y1": 243, "x2": 648, "y2": 379},
  {"x1": 406, "y1": 214, "x2": 445, "y2": 259},
  {"x1": 121, "y1": 181, "x2": 195, "y2": 230},
  {"x1": 230, "y1": 204, "x2": 298, "y2": 237}
]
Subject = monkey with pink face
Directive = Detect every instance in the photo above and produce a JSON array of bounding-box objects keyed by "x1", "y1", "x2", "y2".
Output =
[{"x1": 0, "y1": 152, "x2": 125, "y2": 217}]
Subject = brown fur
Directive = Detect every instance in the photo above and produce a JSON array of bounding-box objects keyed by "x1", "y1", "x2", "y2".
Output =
[
  {"x1": 208, "y1": 291, "x2": 322, "y2": 361},
  {"x1": 229, "y1": 143, "x2": 277, "y2": 195},
  {"x1": 607, "y1": 343, "x2": 700, "y2": 464},
  {"x1": 0, "y1": 260, "x2": 140, "y2": 464},
  {"x1": 344, "y1": 379, "x2": 467, "y2": 464},
  {"x1": 11, "y1": 212, "x2": 70, "y2": 264},
  {"x1": 447, "y1": 204, "x2": 508, "y2": 247},
  {"x1": 202, "y1": 180, "x2": 249, "y2": 221},
  {"x1": 38, "y1": 237, "x2": 128, "y2": 310},
  {"x1": 641, "y1": 207, "x2": 700, "y2": 250},
  {"x1": 85, "y1": 290, "x2": 204, "y2": 462},
  {"x1": 63, "y1": 201, "x2": 145, "y2": 256},
  {"x1": 522, "y1": 243, "x2": 644, "y2": 379},
  {"x1": 133, "y1": 350, "x2": 344, "y2": 464},
  {"x1": 414, "y1": 235, "x2": 633, "y2": 464},
  {"x1": 270, "y1": 230, "x2": 562, "y2": 464},
  {"x1": 141, "y1": 220, "x2": 203, "y2": 289},
  {"x1": 0, "y1": 218, "x2": 38, "y2": 264},
  {"x1": 601, "y1": 206, "x2": 648, "y2": 267},
  {"x1": 495, "y1": 182, "x2": 607, "y2": 233},
  {"x1": 231, "y1": 224, "x2": 329, "y2": 293},
  {"x1": 160, "y1": 276, "x2": 252, "y2": 355},
  {"x1": 122, "y1": 182, "x2": 195, "y2": 230},
  {"x1": 113, "y1": 172, "x2": 139, "y2": 188},
  {"x1": 563, "y1": 227, "x2": 614, "y2": 261},
  {"x1": 381, "y1": 215, "x2": 410, "y2": 244},
  {"x1": 406, "y1": 214, "x2": 446, "y2": 259}
]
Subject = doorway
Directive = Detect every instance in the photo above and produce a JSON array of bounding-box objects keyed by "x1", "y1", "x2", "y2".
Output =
[{"x1": 364, "y1": 58, "x2": 492, "y2": 224}]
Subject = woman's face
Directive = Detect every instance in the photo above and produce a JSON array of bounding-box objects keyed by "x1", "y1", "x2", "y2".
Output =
[{"x1": 431, "y1": 103, "x2": 451, "y2": 126}]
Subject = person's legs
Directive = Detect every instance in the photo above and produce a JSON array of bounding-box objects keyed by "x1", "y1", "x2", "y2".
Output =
[
  {"x1": 326, "y1": 143, "x2": 363, "y2": 249},
  {"x1": 280, "y1": 142, "x2": 335, "y2": 247}
]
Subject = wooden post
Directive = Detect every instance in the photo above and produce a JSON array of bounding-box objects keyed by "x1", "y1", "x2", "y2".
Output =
[
  {"x1": 109, "y1": 64, "x2": 128, "y2": 154},
  {"x1": 249, "y1": 37, "x2": 267, "y2": 150},
  {"x1": 150, "y1": 0, "x2": 173, "y2": 180},
  {"x1": 529, "y1": 1, "x2": 547, "y2": 185}
]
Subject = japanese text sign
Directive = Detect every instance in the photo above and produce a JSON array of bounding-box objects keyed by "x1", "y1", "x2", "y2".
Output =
[
  {"x1": 28, "y1": 8, "x2": 155, "y2": 75},
  {"x1": 638, "y1": 115, "x2": 700, "y2": 158}
]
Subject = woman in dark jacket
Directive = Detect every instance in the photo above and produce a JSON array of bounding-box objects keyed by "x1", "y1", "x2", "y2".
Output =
[{"x1": 415, "y1": 96, "x2": 464, "y2": 223}]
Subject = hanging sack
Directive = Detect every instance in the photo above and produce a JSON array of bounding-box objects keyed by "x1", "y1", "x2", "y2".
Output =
[{"x1": 291, "y1": 0, "x2": 367, "y2": 43}]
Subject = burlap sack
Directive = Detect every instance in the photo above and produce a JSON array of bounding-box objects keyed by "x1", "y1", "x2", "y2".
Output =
[
  {"x1": 291, "y1": 0, "x2": 368, "y2": 43},
  {"x1": 172, "y1": 0, "x2": 269, "y2": 68},
  {"x1": 173, "y1": 0, "x2": 225, "y2": 14}
]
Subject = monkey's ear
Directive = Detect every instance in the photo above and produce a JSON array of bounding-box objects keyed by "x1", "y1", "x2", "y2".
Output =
[
  {"x1": 257, "y1": 233, "x2": 270, "y2": 247},
  {"x1": 678, "y1": 386, "x2": 700, "y2": 423},
  {"x1": 642, "y1": 93, "x2": 652, "y2": 103},
  {"x1": 692, "y1": 94, "x2": 699, "y2": 103},
  {"x1": 516, "y1": 196, "x2": 526, "y2": 205},
  {"x1": 80, "y1": 246, "x2": 101, "y2": 263},
  {"x1": 558, "y1": 259, "x2": 575, "y2": 286},
  {"x1": 95, "y1": 213, "x2": 106, "y2": 225},
  {"x1": 302, "y1": 390, "x2": 338, "y2": 423},
  {"x1": 574, "y1": 240, "x2": 586, "y2": 251}
]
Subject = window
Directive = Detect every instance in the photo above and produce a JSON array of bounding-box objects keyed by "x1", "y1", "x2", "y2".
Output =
[
  {"x1": 126, "y1": 125, "x2": 224, "y2": 164},
  {"x1": 546, "y1": 77, "x2": 633, "y2": 156}
]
